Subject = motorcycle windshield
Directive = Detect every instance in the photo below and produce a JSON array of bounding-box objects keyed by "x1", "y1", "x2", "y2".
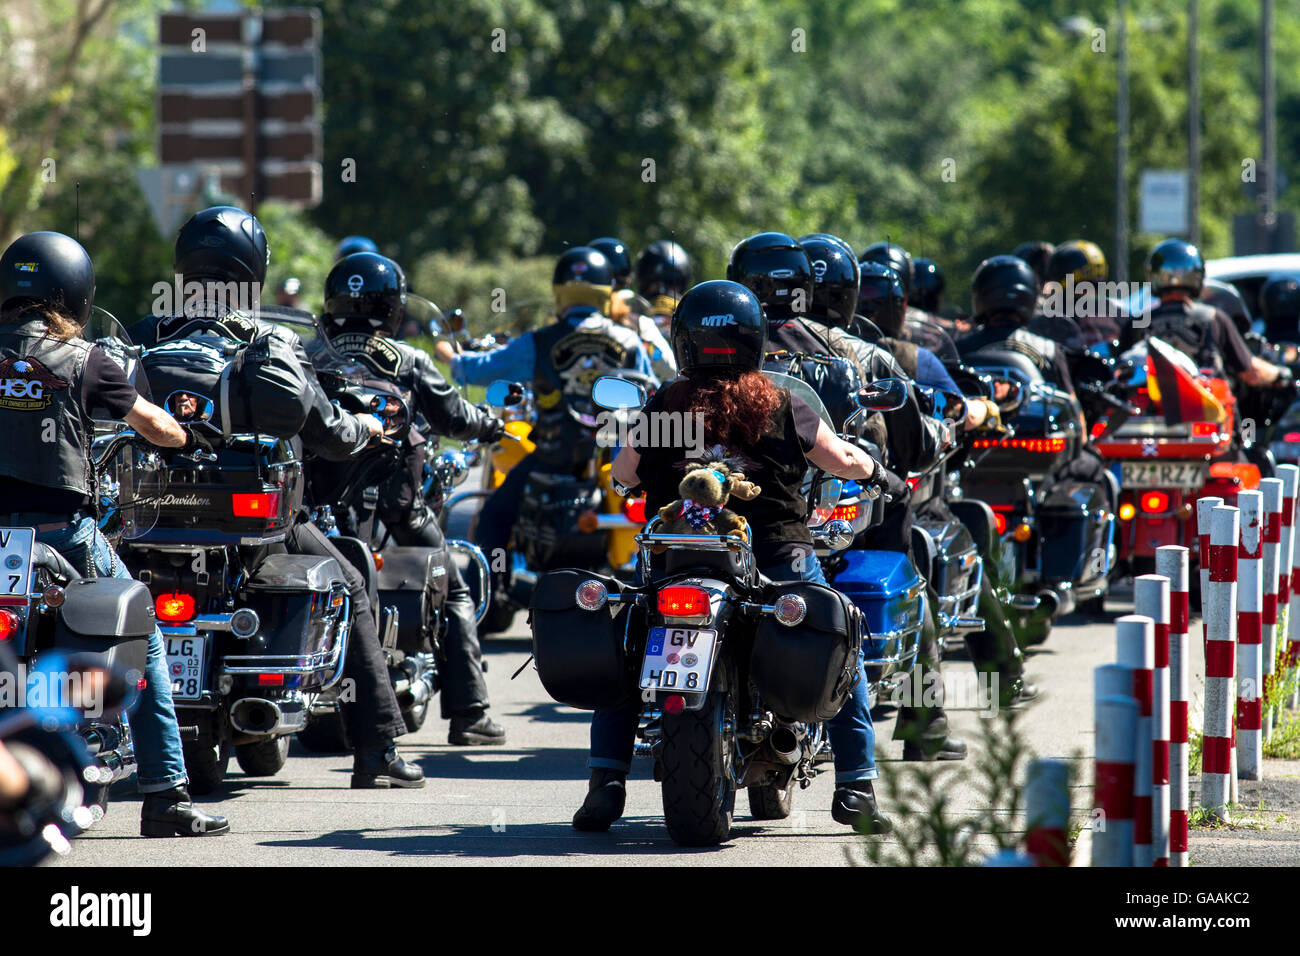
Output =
[
  {"x1": 762, "y1": 370, "x2": 833, "y2": 428},
  {"x1": 905, "y1": 317, "x2": 961, "y2": 365}
]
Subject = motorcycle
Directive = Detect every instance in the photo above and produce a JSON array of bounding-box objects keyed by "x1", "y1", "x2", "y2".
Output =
[{"x1": 528, "y1": 375, "x2": 903, "y2": 846}]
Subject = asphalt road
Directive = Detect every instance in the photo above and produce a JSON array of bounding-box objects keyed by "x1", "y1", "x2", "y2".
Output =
[{"x1": 49, "y1": 598, "x2": 1132, "y2": 867}]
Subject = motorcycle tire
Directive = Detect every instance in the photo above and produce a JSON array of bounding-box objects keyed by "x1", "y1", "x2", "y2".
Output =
[
  {"x1": 235, "y1": 736, "x2": 291, "y2": 776},
  {"x1": 183, "y1": 734, "x2": 231, "y2": 796},
  {"x1": 295, "y1": 712, "x2": 352, "y2": 754},
  {"x1": 659, "y1": 661, "x2": 738, "y2": 846},
  {"x1": 479, "y1": 597, "x2": 517, "y2": 635},
  {"x1": 747, "y1": 783, "x2": 793, "y2": 820}
]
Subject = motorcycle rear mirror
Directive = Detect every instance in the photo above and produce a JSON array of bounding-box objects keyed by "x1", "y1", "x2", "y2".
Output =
[
  {"x1": 990, "y1": 376, "x2": 1023, "y2": 414},
  {"x1": 857, "y1": 377, "x2": 908, "y2": 412},
  {"x1": 485, "y1": 380, "x2": 526, "y2": 408},
  {"x1": 591, "y1": 376, "x2": 646, "y2": 411}
]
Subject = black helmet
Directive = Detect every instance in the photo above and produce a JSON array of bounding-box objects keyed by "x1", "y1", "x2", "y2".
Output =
[
  {"x1": 726, "y1": 232, "x2": 813, "y2": 320},
  {"x1": 858, "y1": 242, "x2": 914, "y2": 298},
  {"x1": 1259, "y1": 275, "x2": 1300, "y2": 333},
  {"x1": 0, "y1": 231, "x2": 95, "y2": 326},
  {"x1": 971, "y1": 255, "x2": 1038, "y2": 324},
  {"x1": 857, "y1": 261, "x2": 907, "y2": 336},
  {"x1": 553, "y1": 246, "x2": 614, "y2": 315},
  {"x1": 586, "y1": 237, "x2": 632, "y2": 286},
  {"x1": 1012, "y1": 241, "x2": 1057, "y2": 287},
  {"x1": 1046, "y1": 240, "x2": 1107, "y2": 285},
  {"x1": 323, "y1": 252, "x2": 407, "y2": 336},
  {"x1": 1148, "y1": 238, "x2": 1204, "y2": 296},
  {"x1": 797, "y1": 234, "x2": 859, "y2": 326},
  {"x1": 634, "y1": 240, "x2": 692, "y2": 298},
  {"x1": 1201, "y1": 278, "x2": 1251, "y2": 335},
  {"x1": 911, "y1": 258, "x2": 945, "y2": 313},
  {"x1": 174, "y1": 206, "x2": 268, "y2": 285},
  {"x1": 335, "y1": 235, "x2": 378, "y2": 260},
  {"x1": 670, "y1": 280, "x2": 766, "y2": 376}
]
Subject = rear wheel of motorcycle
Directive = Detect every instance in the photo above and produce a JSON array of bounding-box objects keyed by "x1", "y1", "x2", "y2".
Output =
[
  {"x1": 234, "y1": 736, "x2": 290, "y2": 776},
  {"x1": 183, "y1": 734, "x2": 231, "y2": 795},
  {"x1": 659, "y1": 663, "x2": 737, "y2": 846},
  {"x1": 401, "y1": 697, "x2": 429, "y2": 733},
  {"x1": 479, "y1": 598, "x2": 517, "y2": 635},
  {"x1": 295, "y1": 712, "x2": 352, "y2": 754},
  {"x1": 747, "y1": 783, "x2": 793, "y2": 820}
]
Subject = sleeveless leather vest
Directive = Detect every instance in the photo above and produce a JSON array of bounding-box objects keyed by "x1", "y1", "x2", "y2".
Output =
[
  {"x1": 1145, "y1": 300, "x2": 1223, "y2": 375},
  {"x1": 0, "y1": 320, "x2": 95, "y2": 497}
]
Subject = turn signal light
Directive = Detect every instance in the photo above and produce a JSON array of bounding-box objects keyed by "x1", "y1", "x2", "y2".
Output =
[
  {"x1": 0, "y1": 609, "x2": 18, "y2": 642},
  {"x1": 1119, "y1": 503, "x2": 1136, "y2": 521},
  {"x1": 575, "y1": 580, "x2": 609, "y2": 611},
  {"x1": 657, "y1": 585, "x2": 709, "y2": 618},
  {"x1": 232, "y1": 492, "x2": 280, "y2": 518},
  {"x1": 622, "y1": 496, "x2": 647, "y2": 524},
  {"x1": 1141, "y1": 491, "x2": 1170, "y2": 514},
  {"x1": 576, "y1": 510, "x2": 600, "y2": 533},
  {"x1": 831, "y1": 503, "x2": 861, "y2": 522},
  {"x1": 1013, "y1": 523, "x2": 1032, "y2": 543},
  {"x1": 372, "y1": 552, "x2": 384, "y2": 571},
  {"x1": 993, "y1": 511, "x2": 1008, "y2": 535},
  {"x1": 155, "y1": 592, "x2": 196, "y2": 623},
  {"x1": 1191, "y1": 422, "x2": 1218, "y2": 438}
]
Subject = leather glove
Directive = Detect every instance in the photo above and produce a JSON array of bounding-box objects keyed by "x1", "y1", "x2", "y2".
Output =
[
  {"x1": 182, "y1": 421, "x2": 221, "y2": 454},
  {"x1": 1274, "y1": 364, "x2": 1295, "y2": 391},
  {"x1": 477, "y1": 407, "x2": 506, "y2": 442}
]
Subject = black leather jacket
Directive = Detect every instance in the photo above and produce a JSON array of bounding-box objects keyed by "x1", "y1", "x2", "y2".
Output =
[{"x1": 127, "y1": 311, "x2": 371, "y2": 461}]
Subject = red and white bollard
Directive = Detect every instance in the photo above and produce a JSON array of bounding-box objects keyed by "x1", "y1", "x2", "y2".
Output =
[
  {"x1": 1276, "y1": 464, "x2": 1299, "y2": 678},
  {"x1": 1201, "y1": 505, "x2": 1238, "y2": 819},
  {"x1": 1236, "y1": 490, "x2": 1263, "y2": 781},
  {"x1": 1260, "y1": 477, "x2": 1283, "y2": 741},
  {"x1": 1198, "y1": 496, "x2": 1225, "y2": 640},
  {"x1": 1116, "y1": 615, "x2": 1154, "y2": 866},
  {"x1": 1094, "y1": 664, "x2": 1138, "y2": 867},
  {"x1": 1156, "y1": 545, "x2": 1190, "y2": 867},
  {"x1": 1134, "y1": 575, "x2": 1170, "y2": 865},
  {"x1": 1025, "y1": 758, "x2": 1071, "y2": 866}
]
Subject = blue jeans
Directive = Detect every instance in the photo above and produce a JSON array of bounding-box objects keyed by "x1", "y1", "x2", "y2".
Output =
[
  {"x1": 588, "y1": 553, "x2": 879, "y2": 784},
  {"x1": 34, "y1": 516, "x2": 188, "y2": 793}
]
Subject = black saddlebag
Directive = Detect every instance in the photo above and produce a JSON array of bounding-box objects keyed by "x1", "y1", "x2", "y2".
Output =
[
  {"x1": 751, "y1": 582, "x2": 864, "y2": 723},
  {"x1": 529, "y1": 569, "x2": 638, "y2": 711}
]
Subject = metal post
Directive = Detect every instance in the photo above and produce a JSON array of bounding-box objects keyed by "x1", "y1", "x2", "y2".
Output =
[
  {"x1": 1116, "y1": 0, "x2": 1130, "y2": 283},
  {"x1": 1260, "y1": 0, "x2": 1276, "y2": 251},
  {"x1": 1188, "y1": 0, "x2": 1200, "y2": 245}
]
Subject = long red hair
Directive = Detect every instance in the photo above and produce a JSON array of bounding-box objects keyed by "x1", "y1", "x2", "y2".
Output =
[{"x1": 661, "y1": 370, "x2": 783, "y2": 449}]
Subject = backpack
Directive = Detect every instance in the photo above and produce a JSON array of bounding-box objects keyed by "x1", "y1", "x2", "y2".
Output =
[{"x1": 140, "y1": 332, "x2": 312, "y2": 438}]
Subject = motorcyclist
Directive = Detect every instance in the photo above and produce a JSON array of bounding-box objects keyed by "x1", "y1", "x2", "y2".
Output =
[
  {"x1": 0, "y1": 230, "x2": 229, "y2": 836},
  {"x1": 578, "y1": 280, "x2": 893, "y2": 833},
  {"x1": 590, "y1": 236, "x2": 677, "y2": 381},
  {"x1": 735, "y1": 232, "x2": 965, "y2": 759},
  {"x1": 1035, "y1": 239, "x2": 1119, "y2": 348},
  {"x1": 911, "y1": 257, "x2": 946, "y2": 317},
  {"x1": 1201, "y1": 278, "x2": 1253, "y2": 338},
  {"x1": 632, "y1": 239, "x2": 692, "y2": 335},
  {"x1": 844, "y1": 257, "x2": 1037, "y2": 705},
  {"x1": 319, "y1": 251, "x2": 509, "y2": 745},
  {"x1": 435, "y1": 247, "x2": 656, "y2": 607},
  {"x1": 1118, "y1": 239, "x2": 1288, "y2": 392},
  {"x1": 859, "y1": 241, "x2": 933, "y2": 327},
  {"x1": 130, "y1": 207, "x2": 424, "y2": 789},
  {"x1": 1012, "y1": 241, "x2": 1056, "y2": 293}
]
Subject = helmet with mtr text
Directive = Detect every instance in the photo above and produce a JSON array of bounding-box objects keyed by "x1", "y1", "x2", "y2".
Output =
[{"x1": 670, "y1": 280, "x2": 767, "y2": 376}]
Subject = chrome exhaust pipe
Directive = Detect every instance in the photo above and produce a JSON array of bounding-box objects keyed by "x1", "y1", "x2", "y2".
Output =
[
  {"x1": 229, "y1": 697, "x2": 284, "y2": 736},
  {"x1": 767, "y1": 724, "x2": 807, "y2": 765}
]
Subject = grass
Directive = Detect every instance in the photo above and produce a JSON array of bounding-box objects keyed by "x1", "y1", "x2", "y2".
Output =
[{"x1": 1188, "y1": 728, "x2": 1204, "y2": 778}]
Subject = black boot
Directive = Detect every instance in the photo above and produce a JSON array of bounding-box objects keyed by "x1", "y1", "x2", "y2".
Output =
[
  {"x1": 140, "y1": 787, "x2": 230, "y2": 837},
  {"x1": 351, "y1": 741, "x2": 426, "y2": 789},
  {"x1": 572, "y1": 769, "x2": 626, "y2": 832},
  {"x1": 449, "y1": 711, "x2": 507, "y2": 746},
  {"x1": 831, "y1": 780, "x2": 892, "y2": 834},
  {"x1": 902, "y1": 736, "x2": 969, "y2": 761}
]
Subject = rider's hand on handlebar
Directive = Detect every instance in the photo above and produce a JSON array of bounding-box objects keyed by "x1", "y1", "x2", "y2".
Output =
[
  {"x1": 478, "y1": 409, "x2": 507, "y2": 443},
  {"x1": 434, "y1": 340, "x2": 457, "y2": 363}
]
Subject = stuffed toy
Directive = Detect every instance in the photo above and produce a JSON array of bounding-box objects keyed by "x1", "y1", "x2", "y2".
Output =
[{"x1": 656, "y1": 461, "x2": 761, "y2": 543}]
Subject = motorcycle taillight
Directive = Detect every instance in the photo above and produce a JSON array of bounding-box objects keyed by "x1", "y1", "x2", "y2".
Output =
[
  {"x1": 233, "y1": 492, "x2": 280, "y2": 518},
  {"x1": 0, "y1": 609, "x2": 19, "y2": 641},
  {"x1": 156, "y1": 592, "x2": 197, "y2": 623},
  {"x1": 657, "y1": 586, "x2": 709, "y2": 619},
  {"x1": 622, "y1": 496, "x2": 647, "y2": 524}
]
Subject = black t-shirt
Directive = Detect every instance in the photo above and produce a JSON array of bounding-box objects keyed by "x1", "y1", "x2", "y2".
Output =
[
  {"x1": 631, "y1": 384, "x2": 822, "y2": 566},
  {"x1": 1119, "y1": 302, "x2": 1254, "y2": 377},
  {"x1": 0, "y1": 344, "x2": 140, "y2": 516}
]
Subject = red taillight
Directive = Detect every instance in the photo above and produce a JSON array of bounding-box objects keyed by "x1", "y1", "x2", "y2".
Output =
[
  {"x1": 232, "y1": 492, "x2": 280, "y2": 518},
  {"x1": 1141, "y1": 491, "x2": 1170, "y2": 514},
  {"x1": 971, "y1": 437, "x2": 1067, "y2": 453},
  {"x1": 663, "y1": 694, "x2": 685, "y2": 714},
  {"x1": 155, "y1": 592, "x2": 196, "y2": 622},
  {"x1": 1090, "y1": 421, "x2": 1107, "y2": 439},
  {"x1": 1191, "y1": 422, "x2": 1217, "y2": 438},
  {"x1": 623, "y1": 496, "x2": 647, "y2": 524},
  {"x1": 1286, "y1": 432, "x2": 1300, "y2": 443},
  {"x1": 906, "y1": 476, "x2": 921, "y2": 490},
  {"x1": 701, "y1": 347, "x2": 736, "y2": 355},
  {"x1": 991, "y1": 506, "x2": 1011, "y2": 536},
  {"x1": 657, "y1": 585, "x2": 709, "y2": 618},
  {"x1": 831, "y1": 503, "x2": 861, "y2": 522},
  {"x1": 0, "y1": 609, "x2": 18, "y2": 641},
  {"x1": 257, "y1": 674, "x2": 284, "y2": 686}
]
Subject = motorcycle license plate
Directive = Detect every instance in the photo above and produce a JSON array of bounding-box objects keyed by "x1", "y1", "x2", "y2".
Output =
[
  {"x1": 640, "y1": 627, "x2": 716, "y2": 694},
  {"x1": 164, "y1": 635, "x2": 206, "y2": 701},
  {"x1": 0, "y1": 528, "x2": 34, "y2": 606},
  {"x1": 1120, "y1": 462, "x2": 1207, "y2": 490}
]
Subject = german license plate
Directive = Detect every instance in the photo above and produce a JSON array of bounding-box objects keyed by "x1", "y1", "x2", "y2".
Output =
[
  {"x1": 640, "y1": 627, "x2": 716, "y2": 694},
  {"x1": 0, "y1": 528, "x2": 34, "y2": 606},
  {"x1": 164, "y1": 635, "x2": 206, "y2": 701},
  {"x1": 1120, "y1": 461, "x2": 1207, "y2": 490}
]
